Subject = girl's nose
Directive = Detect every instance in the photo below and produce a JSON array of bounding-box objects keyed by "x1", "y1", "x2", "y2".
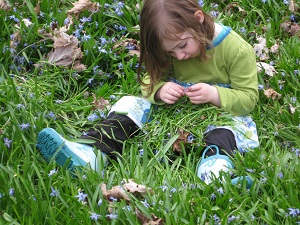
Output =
[{"x1": 174, "y1": 51, "x2": 185, "y2": 60}]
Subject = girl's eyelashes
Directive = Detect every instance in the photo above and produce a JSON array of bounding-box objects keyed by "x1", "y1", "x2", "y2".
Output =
[{"x1": 180, "y1": 43, "x2": 187, "y2": 49}]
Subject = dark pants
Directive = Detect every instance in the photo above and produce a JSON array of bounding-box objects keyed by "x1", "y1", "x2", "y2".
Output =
[{"x1": 81, "y1": 113, "x2": 236, "y2": 159}]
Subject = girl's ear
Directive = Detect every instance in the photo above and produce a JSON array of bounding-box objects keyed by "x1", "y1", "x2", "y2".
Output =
[{"x1": 194, "y1": 10, "x2": 204, "y2": 23}]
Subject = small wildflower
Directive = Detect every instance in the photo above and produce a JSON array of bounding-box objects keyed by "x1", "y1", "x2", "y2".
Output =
[
  {"x1": 64, "y1": 17, "x2": 70, "y2": 25},
  {"x1": 9, "y1": 188, "x2": 14, "y2": 196},
  {"x1": 86, "y1": 77, "x2": 94, "y2": 84},
  {"x1": 48, "y1": 169, "x2": 58, "y2": 177},
  {"x1": 106, "y1": 213, "x2": 118, "y2": 219},
  {"x1": 139, "y1": 149, "x2": 144, "y2": 156},
  {"x1": 55, "y1": 100, "x2": 63, "y2": 104},
  {"x1": 269, "y1": 61, "x2": 275, "y2": 66},
  {"x1": 217, "y1": 187, "x2": 224, "y2": 195},
  {"x1": 81, "y1": 34, "x2": 91, "y2": 42},
  {"x1": 294, "y1": 70, "x2": 299, "y2": 75},
  {"x1": 82, "y1": 174, "x2": 87, "y2": 179},
  {"x1": 262, "y1": 0, "x2": 267, "y2": 3},
  {"x1": 278, "y1": 172, "x2": 284, "y2": 179},
  {"x1": 258, "y1": 84, "x2": 264, "y2": 90},
  {"x1": 50, "y1": 187, "x2": 60, "y2": 197},
  {"x1": 170, "y1": 188, "x2": 177, "y2": 193},
  {"x1": 109, "y1": 95, "x2": 116, "y2": 100},
  {"x1": 3, "y1": 137, "x2": 12, "y2": 148},
  {"x1": 283, "y1": 0, "x2": 289, "y2": 5},
  {"x1": 87, "y1": 113, "x2": 99, "y2": 122},
  {"x1": 47, "y1": 111, "x2": 56, "y2": 119},
  {"x1": 122, "y1": 205, "x2": 131, "y2": 211},
  {"x1": 246, "y1": 168, "x2": 255, "y2": 173},
  {"x1": 210, "y1": 193, "x2": 216, "y2": 201},
  {"x1": 90, "y1": 212, "x2": 101, "y2": 221},
  {"x1": 213, "y1": 214, "x2": 220, "y2": 223},
  {"x1": 187, "y1": 133, "x2": 195, "y2": 142},
  {"x1": 158, "y1": 185, "x2": 168, "y2": 192},
  {"x1": 141, "y1": 199, "x2": 150, "y2": 208},
  {"x1": 240, "y1": 27, "x2": 247, "y2": 34},
  {"x1": 16, "y1": 103, "x2": 25, "y2": 109},
  {"x1": 287, "y1": 208, "x2": 300, "y2": 217},
  {"x1": 198, "y1": 0, "x2": 204, "y2": 7},
  {"x1": 97, "y1": 198, "x2": 103, "y2": 206},
  {"x1": 109, "y1": 196, "x2": 118, "y2": 202},
  {"x1": 228, "y1": 215, "x2": 239, "y2": 222},
  {"x1": 80, "y1": 17, "x2": 91, "y2": 23},
  {"x1": 19, "y1": 123, "x2": 30, "y2": 130},
  {"x1": 75, "y1": 191, "x2": 87, "y2": 202}
]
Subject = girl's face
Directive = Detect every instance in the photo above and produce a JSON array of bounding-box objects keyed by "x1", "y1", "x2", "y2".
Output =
[{"x1": 162, "y1": 32, "x2": 200, "y2": 60}]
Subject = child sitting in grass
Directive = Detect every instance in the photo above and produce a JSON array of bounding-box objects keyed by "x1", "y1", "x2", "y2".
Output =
[{"x1": 37, "y1": 0, "x2": 259, "y2": 186}]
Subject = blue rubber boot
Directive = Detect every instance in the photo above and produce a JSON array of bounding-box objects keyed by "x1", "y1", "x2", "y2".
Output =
[
  {"x1": 196, "y1": 145, "x2": 234, "y2": 184},
  {"x1": 37, "y1": 128, "x2": 107, "y2": 171}
]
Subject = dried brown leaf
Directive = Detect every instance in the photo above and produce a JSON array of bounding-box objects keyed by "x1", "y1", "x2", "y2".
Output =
[
  {"x1": 91, "y1": 93, "x2": 110, "y2": 110},
  {"x1": 34, "y1": 1, "x2": 40, "y2": 15},
  {"x1": 136, "y1": 209, "x2": 165, "y2": 225},
  {"x1": 0, "y1": 0, "x2": 11, "y2": 11},
  {"x1": 264, "y1": 88, "x2": 282, "y2": 100},
  {"x1": 67, "y1": 0, "x2": 99, "y2": 15},
  {"x1": 100, "y1": 179, "x2": 153, "y2": 204},
  {"x1": 46, "y1": 31, "x2": 86, "y2": 71},
  {"x1": 280, "y1": 21, "x2": 300, "y2": 37},
  {"x1": 270, "y1": 43, "x2": 280, "y2": 54},
  {"x1": 172, "y1": 129, "x2": 190, "y2": 153},
  {"x1": 113, "y1": 38, "x2": 140, "y2": 57}
]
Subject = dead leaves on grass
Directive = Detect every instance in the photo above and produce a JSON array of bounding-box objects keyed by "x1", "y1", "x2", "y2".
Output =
[{"x1": 101, "y1": 179, "x2": 164, "y2": 224}]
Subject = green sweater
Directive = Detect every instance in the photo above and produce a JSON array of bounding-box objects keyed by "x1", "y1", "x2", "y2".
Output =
[{"x1": 141, "y1": 26, "x2": 258, "y2": 116}]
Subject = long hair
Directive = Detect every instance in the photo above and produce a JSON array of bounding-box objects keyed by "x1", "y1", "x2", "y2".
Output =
[{"x1": 137, "y1": 0, "x2": 215, "y2": 96}]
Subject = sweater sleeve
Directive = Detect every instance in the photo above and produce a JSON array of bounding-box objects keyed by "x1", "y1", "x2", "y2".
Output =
[{"x1": 216, "y1": 43, "x2": 258, "y2": 116}]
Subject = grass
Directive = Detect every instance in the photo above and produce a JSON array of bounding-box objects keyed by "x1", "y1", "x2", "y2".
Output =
[{"x1": 0, "y1": 0, "x2": 299, "y2": 224}]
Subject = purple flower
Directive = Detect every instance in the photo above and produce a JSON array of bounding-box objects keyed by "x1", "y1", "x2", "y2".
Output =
[
  {"x1": 287, "y1": 208, "x2": 300, "y2": 217},
  {"x1": 90, "y1": 212, "x2": 101, "y2": 221},
  {"x1": 141, "y1": 199, "x2": 150, "y2": 208},
  {"x1": 80, "y1": 17, "x2": 91, "y2": 23},
  {"x1": 48, "y1": 169, "x2": 58, "y2": 177},
  {"x1": 210, "y1": 193, "x2": 216, "y2": 201},
  {"x1": 106, "y1": 213, "x2": 118, "y2": 219},
  {"x1": 75, "y1": 191, "x2": 87, "y2": 202},
  {"x1": 81, "y1": 34, "x2": 91, "y2": 42},
  {"x1": 87, "y1": 113, "x2": 99, "y2": 121},
  {"x1": 278, "y1": 172, "x2": 284, "y2": 179},
  {"x1": 64, "y1": 17, "x2": 70, "y2": 25},
  {"x1": 97, "y1": 199, "x2": 103, "y2": 206},
  {"x1": 50, "y1": 187, "x2": 60, "y2": 197},
  {"x1": 198, "y1": 0, "x2": 204, "y2": 7},
  {"x1": 19, "y1": 123, "x2": 30, "y2": 130},
  {"x1": 228, "y1": 215, "x2": 239, "y2": 222},
  {"x1": 3, "y1": 137, "x2": 12, "y2": 148},
  {"x1": 240, "y1": 27, "x2": 247, "y2": 34},
  {"x1": 217, "y1": 187, "x2": 224, "y2": 195},
  {"x1": 158, "y1": 185, "x2": 168, "y2": 192},
  {"x1": 9, "y1": 188, "x2": 14, "y2": 196}
]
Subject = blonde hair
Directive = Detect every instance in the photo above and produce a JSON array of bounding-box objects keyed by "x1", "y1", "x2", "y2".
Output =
[{"x1": 138, "y1": 0, "x2": 215, "y2": 96}]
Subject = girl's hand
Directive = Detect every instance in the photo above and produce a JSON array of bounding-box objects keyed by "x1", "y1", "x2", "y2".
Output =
[
  {"x1": 155, "y1": 82, "x2": 185, "y2": 104},
  {"x1": 185, "y1": 83, "x2": 221, "y2": 107}
]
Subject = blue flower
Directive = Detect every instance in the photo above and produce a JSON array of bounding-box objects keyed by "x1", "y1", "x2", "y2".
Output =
[
  {"x1": 75, "y1": 191, "x2": 87, "y2": 202},
  {"x1": 287, "y1": 208, "x2": 300, "y2": 217},
  {"x1": 278, "y1": 172, "x2": 284, "y2": 179},
  {"x1": 141, "y1": 199, "x2": 150, "y2": 208},
  {"x1": 240, "y1": 27, "x2": 247, "y2": 34},
  {"x1": 3, "y1": 137, "x2": 12, "y2": 148},
  {"x1": 80, "y1": 17, "x2": 91, "y2": 23},
  {"x1": 198, "y1": 0, "x2": 204, "y2": 7},
  {"x1": 19, "y1": 123, "x2": 30, "y2": 130},
  {"x1": 16, "y1": 104, "x2": 25, "y2": 109},
  {"x1": 228, "y1": 215, "x2": 239, "y2": 222},
  {"x1": 158, "y1": 185, "x2": 168, "y2": 192},
  {"x1": 109, "y1": 196, "x2": 118, "y2": 202},
  {"x1": 48, "y1": 169, "x2": 58, "y2": 177},
  {"x1": 283, "y1": 0, "x2": 289, "y2": 5},
  {"x1": 139, "y1": 149, "x2": 144, "y2": 156},
  {"x1": 87, "y1": 113, "x2": 99, "y2": 122},
  {"x1": 50, "y1": 187, "x2": 60, "y2": 197},
  {"x1": 258, "y1": 84, "x2": 264, "y2": 90},
  {"x1": 262, "y1": 0, "x2": 267, "y2": 3},
  {"x1": 64, "y1": 17, "x2": 70, "y2": 25},
  {"x1": 9, "y1": 188, "x2": 14, "y2": 196},
  {"x1": 294, "y1": 70, "x2": 299, "y2": 75},
  {"x1": 90, "y1": 212, "x2": 101, "y2": 221},
  {"x1": 97, "y1": 198, "x2": 103, "y2": 206},
  {"x1": 81, "y1": 34, "x2": 91, "y2": 42},
  {"x1": 47, "y1": 111, "x2": 56, "y2": 119},
  {"x1": 55, "y1": 100, "x2": 64, "y2": 104},
  {"x1": 106, "y1": 213, "x2": 118, "y2": 219},
  {"x1": 210, "y1": 193, "x2": 216, "y2": 201},
  {"x1": 217, "y1": 187, "x2": 224, "y2": 195}
]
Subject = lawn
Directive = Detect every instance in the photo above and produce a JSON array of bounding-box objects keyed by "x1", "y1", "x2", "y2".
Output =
[{"x1": 0, "y1": 0, "x2": 299, "y2": 224}]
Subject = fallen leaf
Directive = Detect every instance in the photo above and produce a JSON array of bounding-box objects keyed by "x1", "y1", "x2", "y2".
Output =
[
  {"x1": 0, "y1": 0, "x2": 11, "y2": 11},
  {"x1": 100, "y1": 179, "x2": 153, "y2": 204},
  {"x1": 136, "y1": 208, "x2": 165, "y2": 225},
  {"x1": 280, "y1": 21, "x2": 300, "y2": 37},
  {"x1": 270, "y1": 43, "x2": 280, "y2": 54},
  {"x1": 10, "y1": 31, "x2": 21, "y2": 50},
  {"x1": 113, "y1": 38, "x2": 140, "y2": 57},
  {"x1": 257, "y1": 62, "x2": 277, "y2": 76},
  {"x1": 34, "y1": 1, "x2": 40, "y2": 15},
  {"x1": 67, "y1": 0, "x2": 99, "y2": 16},
  {"x1": 91, "y1": 93, "x2": 110, "y2": 111},
  {"x1": 253, "y1": 36, "x2": 269, "y2": 61},
  {"x1": 172, "y1": 129, "x2": 190, "y2": 153},
  {"x1": 264, "y1": 88, "x2": 282, "y2": 100},
  {"x1": 46, "y1": 31, "x2": 86, "y2": 72}
]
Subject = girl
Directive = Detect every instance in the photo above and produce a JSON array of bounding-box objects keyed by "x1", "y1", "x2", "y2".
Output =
[{"x1": 37, "y1": 0, "x2": 259, "y2": 185}]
